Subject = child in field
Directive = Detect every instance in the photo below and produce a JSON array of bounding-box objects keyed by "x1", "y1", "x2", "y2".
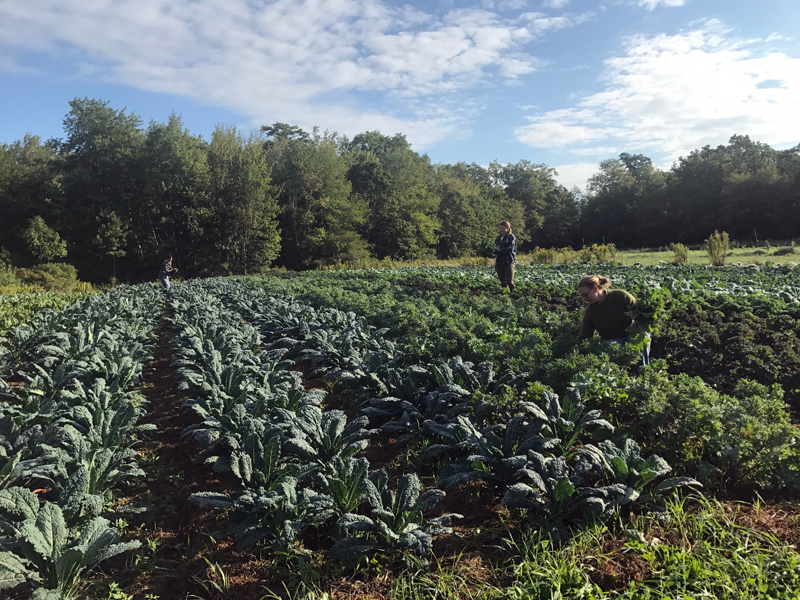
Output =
[
  {"x1": 576, "y1": 275, "x2": 649, "y2": 365},
  {"x1": 494, "y1": 221, "x2": 517, "y2": 291}
]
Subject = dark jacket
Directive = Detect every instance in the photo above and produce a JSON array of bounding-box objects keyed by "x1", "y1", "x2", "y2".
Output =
[
  {"x1": 159, "y1": 260, "x2": 174, "y2": 278},
  {"x1": 578, "y1": 289, "x2": 635, "y2": 340},
  {"x1": 494, "y1": 234, "x2": 517, "y2": 265}
]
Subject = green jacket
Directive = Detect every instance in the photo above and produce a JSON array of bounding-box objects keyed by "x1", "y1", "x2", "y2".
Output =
[{"x1": 578, "y1": 289, "x2": 635, "y2": 341}]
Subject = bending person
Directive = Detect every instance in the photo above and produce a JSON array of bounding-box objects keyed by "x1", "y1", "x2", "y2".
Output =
[{"x1": 576, "y1": 275, "x2": 649, "y2": 365}]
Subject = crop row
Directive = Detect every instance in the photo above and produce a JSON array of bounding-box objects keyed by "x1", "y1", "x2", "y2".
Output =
[
  {"x1": 244, "y1": 266, "x2": 800, "y2": 459},
  {"x1": 0, "y1": 287, "x2": 161, "y2": 599},
  {"x1": 167, "y1": 278, "x2": 700, "y2": 561},
  {"x1": 0, "y1": 292, "x2": 96, "y2": 336},
  {"x1": 357, "y1": 262, "x2": 800, "y2": 302}
]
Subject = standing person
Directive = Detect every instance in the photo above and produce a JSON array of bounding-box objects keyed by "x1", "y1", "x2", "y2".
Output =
[
  {"x1": 576, "y1": 275, "x2": 650, "y2": 365},
  {"x1": 494, "y1": 221, "x2": 517, "y2": 291},
  {"x1": 158, "y1": 255, "x2": 178, "y2": 293}
]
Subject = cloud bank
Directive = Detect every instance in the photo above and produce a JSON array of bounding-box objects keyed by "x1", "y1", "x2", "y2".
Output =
[
  {"x1": 515, "y1": 20, "x2": 800, "y2": 167},
  {"x1": 0, "y1": 0, "x2": 589, "y2": 148}
]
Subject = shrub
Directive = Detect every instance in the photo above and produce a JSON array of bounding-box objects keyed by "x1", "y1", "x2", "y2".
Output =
[
  {"x1": 772, "y1": 247, "x2": 796, "y2": 256},
  {"x1": 15, "y1": 263, "x2": 92, "y2": 293},
  {"x1": 529, "y1": 247, "x2": 560, "y2": 264},
  {"x1": 704, "y1": 230, "x2": 729, "y2": 266},
  {"x1": 669, "y1": 242, "x2": 689, "y2": 264},
  {"x1": 0, "y1": 267, "x2": 22, "y2": 288},
  {"x1": 628, "y1": 363, "x2": 799, "y2": 489},
  {"x1": 578, "y1": 243, "x2": 618, "y2": 264}
]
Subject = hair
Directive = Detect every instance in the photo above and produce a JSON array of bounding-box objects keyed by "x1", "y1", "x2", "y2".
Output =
[
  {"x1": 499, "y1": 221, "x2": 512, "y2": 235},
  {"x1": 166, "y1": 254, "x2": 173, "y2": 260},
  {"x1": 578, "y1": 275, "x2": 610, "y2": 291}
]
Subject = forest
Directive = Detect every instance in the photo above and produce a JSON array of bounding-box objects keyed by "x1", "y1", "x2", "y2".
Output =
[{"x1": 1, "y1": 97, "x2": 799, "y2": 283}]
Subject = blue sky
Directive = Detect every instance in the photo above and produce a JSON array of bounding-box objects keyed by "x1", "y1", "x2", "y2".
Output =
[{"x1": 1, "y1": 0, "x2": 798, "y2": 190}]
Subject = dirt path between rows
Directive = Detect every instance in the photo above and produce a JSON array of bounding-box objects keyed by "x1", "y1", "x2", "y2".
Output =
[
  {"x1": 108, "y1": 318, "x2": 268, "y2": 600},
  {"x1": 105, "y1": 319, "x2": 506, "y2": 600}
]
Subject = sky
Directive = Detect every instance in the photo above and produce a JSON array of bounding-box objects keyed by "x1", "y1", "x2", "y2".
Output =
[{"x1": 1, "y1": 0, "x2": 799, "y2": 191}]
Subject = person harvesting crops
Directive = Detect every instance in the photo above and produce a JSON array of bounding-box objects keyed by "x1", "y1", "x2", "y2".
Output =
[
  {"x1": 576, "y1": 275, "x2": 649, "y2": 365},
  {"x1": 494, "y1": 221, "x2": 517, "y2": 291},
  {"x1": 158, "y1": 254, "x2": 178, "y2": 293}
]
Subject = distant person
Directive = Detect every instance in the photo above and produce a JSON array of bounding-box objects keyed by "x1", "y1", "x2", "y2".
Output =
[
  {"x1": 158, "y1": 255, "x2": 178, "y2": 293},
  {"x1": 576, "y1": 275, "x2": 649, "y2": 365},
  {"x1": 494, "y1": 221, "x2": 517, "y2": 291}
]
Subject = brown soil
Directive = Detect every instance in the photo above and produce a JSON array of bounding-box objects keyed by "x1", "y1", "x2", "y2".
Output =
[
  {"x1": 99, "y1": 319, "x2": 271, "y2": 600},
  {"x1": 68, "y1": 320, "x2": 800, "y2": 600},
  {"x1": 584, "y1": 534, "x2": 652, "y2": 591}
]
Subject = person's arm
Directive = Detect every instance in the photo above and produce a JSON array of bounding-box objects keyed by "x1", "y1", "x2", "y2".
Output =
[
  {"x1": 577, "y1": 309, "x2": 594, "y2": 341},
  {"x1": 496, "y1": 236, "x2": 513, "y2": 256}
]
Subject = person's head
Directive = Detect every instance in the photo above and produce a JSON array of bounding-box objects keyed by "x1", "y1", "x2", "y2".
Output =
[
  {"x1": 577, "y1": 275, "x2": 610, "y2": 304},
  {"x1": 498, "y1": 221, "x2": 512, "y2": 235},
  {"x1": 166, "y1": 254, "x2": 173, "y2": 262}
]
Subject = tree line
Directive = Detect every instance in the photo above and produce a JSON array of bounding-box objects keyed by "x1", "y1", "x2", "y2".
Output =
[{"x1": 1, "y1": 98, "x2": 798, "y2": 283}]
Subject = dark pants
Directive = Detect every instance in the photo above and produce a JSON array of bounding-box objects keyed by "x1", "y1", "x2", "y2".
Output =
[
  {"x1": 495, "y1": 263, "x2": 515, "y2": 290},
  {"x1": 607, "y1": 333, "x2": 651, "y2": 366}
]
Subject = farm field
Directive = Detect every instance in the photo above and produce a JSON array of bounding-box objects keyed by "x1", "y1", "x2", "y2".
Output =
[{"x1": 1, "y1": 263, "x2": 800, "y2": 599}]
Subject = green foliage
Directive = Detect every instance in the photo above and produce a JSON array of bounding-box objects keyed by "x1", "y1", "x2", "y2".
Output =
[
  {"x1": 626, "y1": 286, "x2": 669, "y2": 349},
  {"x1": 93, "y1": 212, "x2": 128, "y2": 259},
  {"x1": 208, "y1": 126, "x2": 282, "y2": 274},
  {"x1": 15, "y1": 264, "x2": 91, "y2": 293},
  {"x1": 580, "y1": 361, "x2": 800, "y2": 489},
  {"x1": 529, "y1": 247, "x2": 562, "y2": 264},
  {"x1": 705, "y1": 230, "x2": 730, "y2": 266},
  {"x1": 24, "y1": 217, "x2": 67, "y2": 262},
  {"x1": 505, "y1": 496, "x2": 800, "y2": 600},
  {"x1": 0, "y1": 291, "x2": 92, "y2": 333},
  {"x1": 189, "y1": 477, "x2": 334, "y2": 551},
  {"x1": 670, "y1": 242, "x2": 689, "y2": 264},
  {"x1": 330, "y1": 471, "x2": 458, "y2": 559},
  {"x1": 0, "y1": 497, "x2": 139, "y2": 597}
]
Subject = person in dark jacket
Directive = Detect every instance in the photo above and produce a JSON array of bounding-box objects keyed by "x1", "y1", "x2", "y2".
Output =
[
  {"x1": 494, "y1": 221, "x2": 517, "y2": 291},
  {"x1": 158, "y1": 255, "x2": 177, "y2": 293},
  {"x1": 576, "y1": 274, "x2": 649, "y2": 365}
]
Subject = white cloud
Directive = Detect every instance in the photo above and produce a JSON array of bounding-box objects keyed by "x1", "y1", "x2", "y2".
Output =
[
  {"x1": 551, "y1": 162, "x2": 598, "y2": 191},
  {"x1": 515, "y1": 20, "x2": 800, "y2": 164},
  {"x1": 635, "y1": 0, "x2": 687, "y2": 10},
  {"x1": 542, "y1": 0, "x2": 570, "y2": 8},
  {"x1": 0, "y1": 0, "x2": 588, "y2": 149},
  {"x1": 766, "y1": 32, "x2": 792, "y2": 43}
]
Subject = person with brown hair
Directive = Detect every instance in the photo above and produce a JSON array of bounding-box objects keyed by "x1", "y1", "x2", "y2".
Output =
[
  {"x1": 158, "y1": 254, "x2": 178, "y2": 293},
  {"x1": 494, "y1": 221, "x2": 517, "y2": 291},
  {"x1": 576, "y1": 274, "x2": 649, "y2": 365}
]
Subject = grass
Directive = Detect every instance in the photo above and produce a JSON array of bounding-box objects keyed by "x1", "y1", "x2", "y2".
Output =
[
  {"x1": 312, "y1": 245, "x2": 798, "y2": 271},
  {"x1": 498, "y1": 495, "x2": 800, "y2": 600},
  {"x1": 247, "y1": 495, "x2": 800, "y2": 600},
  {"x1": 618, "y1": 246, "x2": 799, "y2": 267}
]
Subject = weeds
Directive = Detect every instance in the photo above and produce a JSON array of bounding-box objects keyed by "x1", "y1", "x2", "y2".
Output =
[
  {"x1": 705, "y1": 230, "x2": 730, "y2": 266},
  {"x1": 192, "y1": 557, "x2": 233, "y2": 598},
  {"x1": 669, "y1": 242, "x2": 689, "y2": 264},
  {"x1": 501, "y1": 494, "x2": 800, "y2": 599}
]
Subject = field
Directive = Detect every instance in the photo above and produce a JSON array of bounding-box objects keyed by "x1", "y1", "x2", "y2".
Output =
[{"x1": 1, "y1": 262, "x2": 800, "y2": 599}]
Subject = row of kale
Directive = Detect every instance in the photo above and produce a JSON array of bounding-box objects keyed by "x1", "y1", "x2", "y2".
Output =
[
  {"x1": 173, "y1": 278, "x2": 698, "y2": 558},
  {"x1": 168, "y1": 282, "x2": 457, "y2": 558},
  {"x1": 0, "y1": 287, "x2": 161, "y2": 598}
]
